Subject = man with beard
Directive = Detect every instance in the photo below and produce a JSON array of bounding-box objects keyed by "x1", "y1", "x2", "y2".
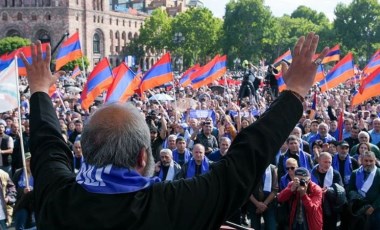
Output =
[
  {"x1": 348, "y1": 151, "x2": 380, "y2": 229},
  {"x1": 154, "y1": 149, "x2": 181, "y2": 181},
  {"x1": 22, "y1": 33, "x2": 329, "y2": 228}
]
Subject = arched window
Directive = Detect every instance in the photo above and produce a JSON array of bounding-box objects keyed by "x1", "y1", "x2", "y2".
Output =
[
  {"x1": 128, "y1": 32, "x2": 132, "y2": 40},
  {"x1": 32, "y1": 14, "x2": 37, "y2": 20},
  {"x1": 6, "y1": 29, "x2": 21, "y2": 37},
  {"x1": 93, "y1": 33, "x2": 100, "y2": 53},
  {"x1": 36, "y1": 30, "x2": 51, "y2": 43},
  {"x1": 2, "y1": 13, "x2": 8, "y2": 21}
]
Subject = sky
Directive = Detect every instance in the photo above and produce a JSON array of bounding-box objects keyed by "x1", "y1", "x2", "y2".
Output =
[{"x1": 203, "y1": 0, "x2": 354, "y2": 21}]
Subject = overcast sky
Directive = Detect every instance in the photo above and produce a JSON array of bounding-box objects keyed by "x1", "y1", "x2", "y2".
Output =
[{"x1": 202, "y1": 0, "x2": 353, "y2": 21}]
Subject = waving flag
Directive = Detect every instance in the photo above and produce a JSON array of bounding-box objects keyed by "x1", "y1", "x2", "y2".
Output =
[
  {"x1": 273, "y1": 50, "x2": 292, "y2": 65},
  {"x1": 179, "y1": 64, "x2": 200, "y2": 87},
  {"x1": 276, "y1": 72, "x2": 286, "y2": 92},
  {"x1": 363, "y1": 49, "x2": 380, "y2": 77},
  {"x1": 322, "y1": 45, "x2": 340, "y2": 64},
  {"x1": 139, "y1": 53, "x2": 173, "y2": 93},
  {"x1": 192, "y1": 55, "x2": 227, "y2": 89},
  {"x1": 314, "y1": 65, "x2": 325, "y2": 84},
  {"x1": 71, "y1": 65, "x2": 82, "y2": 79},
  {"x1": 319, "y1": 53, "x2": 354, "y2": 92},
  {"x1": 190, "y1": 56, "x2": 219, "y2": 82},
  {"x1": 81, "y1": 58, "x2": 113, "y2": 110},
  {"x1": 352, "y1": 67, "x2": 380, "y2": 106},
  {"x1": 105, "y1": 63, "x2": 136, "y2": 103},
  {"x1": 0, "y1": 59, "x2": 18, "y2": 113},
  {"x1": 55, "y1": 32, "x2": 83, "y2": 71}
]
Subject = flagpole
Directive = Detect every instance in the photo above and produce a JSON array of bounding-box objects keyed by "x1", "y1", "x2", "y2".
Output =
[
  {"x1": 14, "y1": 57, "x2": 30, "y2": 189},
  {"x1": 81, "y1": 57, "x2": 86, "y2": 78},
  {"x1": 56, "y1": 89, "x2": 68, "y2": 112}
]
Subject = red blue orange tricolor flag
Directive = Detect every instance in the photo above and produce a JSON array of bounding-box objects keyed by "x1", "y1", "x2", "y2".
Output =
[
  {"x1": 106, "y1": 62, "x2": 136, "y2": 103},
  {"x1": 71, "y1": 65, "x2": 81, "y2": 79},
  {"x1": 362, "y1": 49, "x2": 380, "y2": 77},
  {"x1": 352, "y1": 67, "x2": 380, "y2": 106},
  {"x1": 322, "y1": 45, "x2": 340, "y2": 64},
  {"x1": 81, "y1": 58, "x2": 113, "y2": 110},
  {"x1": 179, "y1": 64, "x2": 200, "y2": 87},
  {"x1": 319, "y1": 53, "x2": 354, "y2": 92},
  {"x1": 55, "y1": 32, "x2": 83, "y2": 71},
  {"x1": 139, "y1": 53, "x2": 173, "y2": 93},
  {"x1": 191, "y1": 55, "x2": 227, "y2": 89}
]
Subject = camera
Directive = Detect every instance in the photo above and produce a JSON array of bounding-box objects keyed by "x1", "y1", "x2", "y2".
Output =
[{"x1": 299, "y1": 179, "x2": 307, "y2": 186}]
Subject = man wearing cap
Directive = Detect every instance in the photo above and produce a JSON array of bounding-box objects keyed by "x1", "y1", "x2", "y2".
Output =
[
  {"x1": 332, "y1": 141, "x2": 359, "y2": 189},
  {"x1": 310, "y1": 152, "x2": 343, "y2": 230},
  {"x1": 154, "y1": 149, "x2": 181, "y2": 181},
  {"x1": 348, "y1": 151, "x2": 380, "y2": 229},
  {"x1": 278, "y1": 167, "x2": 323, "y2": 230}
]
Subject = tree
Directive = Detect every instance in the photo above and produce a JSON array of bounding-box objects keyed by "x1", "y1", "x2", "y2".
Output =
[
  {"x1": 334, "y1": 0, "x2": 380, "y2": 60},
  {"x1": 223, "y1": 0, "x2": 279, "y2": 66},
  {"x1": 291, "y1": 6, "x2": 330, "y2": 25},
  {"x1": 137, "y1": 8, "x2": 172, "y2": 52},
  {"x1": 122, "y1": 38, "x2": 145, "y2": 67},
  {"x1": 0, "y1": 36, "x2": 30, "y2": 55},
  {"x1": 171, "y1": 7, "x2": 223, "y2": 67},
  {"x1": 60, "y1": 56, "x2": 89, "y2": 72}
]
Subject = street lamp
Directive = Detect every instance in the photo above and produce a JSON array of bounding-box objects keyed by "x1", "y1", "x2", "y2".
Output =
[{"x1": 173, "y1": 32, "x2": 185, "y2": 72}]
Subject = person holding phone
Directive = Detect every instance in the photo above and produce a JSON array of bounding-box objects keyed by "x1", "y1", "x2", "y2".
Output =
[{"x1": 277, "y1": 167, "x2": 323, "y2": 230}]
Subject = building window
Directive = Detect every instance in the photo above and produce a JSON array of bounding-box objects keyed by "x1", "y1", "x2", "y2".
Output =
[
  {"x1": 129, "y1": 21, "x2": 131, "y2": 27},
  {"x1": 76, "y1": 0, "x2": 79, "y2": 5},
  {"x1": 109, "y1": 18, "x2": 112, "y2": 25},
  {"x1": 135, "y1": 21, "x2": 137, "y2": 28},
  {"x1": 116, "y1": 19, "x2": 118, "y2": 26},
  {"x1": 6, "y1": 29, "x2": 21, "y2": 37},
  {"x1": 116, "y1": 46, "x2": 119, "y2": 52},
  {"x1": 76, "y1": 14, "x2": 79, "y2": 21},
  {"x1": 123, "y1": 20, "x2": 125, "y2": 26},
  {"x1": 2, "y1": 13, "x2": 7, "y2": 21},
  {"x1": 17, "y1": 12, "x2": 22, "y2": 21},
  {"x1": 93, "y1": 15, "x2": 96, "y2": 22},
  {"x1": 93, "y1": 33, "x2": 100, "y2": 53},
  {"x1": 46, "y1": 14, "x2": 51, "y2": 20},
  {"x1": 32, "y1": 14, "x2": 37, "y2": 21}
]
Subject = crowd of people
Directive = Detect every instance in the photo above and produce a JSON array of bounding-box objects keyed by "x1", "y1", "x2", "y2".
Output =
[{"x1": 0, "y1": 33, "x2": 379, "y2": 229}]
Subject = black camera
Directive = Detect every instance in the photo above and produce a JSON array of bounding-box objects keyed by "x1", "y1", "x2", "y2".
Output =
[{"x1": 300, "y1": 179, "x2": 307, "y2": 186}]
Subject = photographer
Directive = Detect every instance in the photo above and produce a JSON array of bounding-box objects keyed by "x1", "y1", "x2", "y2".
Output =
[
  {"x1": 238, "y1": 61, "x2": 259, "y2": 104},
  {"x1": 266, "y1": 64, "x2": 279, "y2": 98},
  {"x1": 277, "y1": 167, "x2": 323, "y2": 230}
]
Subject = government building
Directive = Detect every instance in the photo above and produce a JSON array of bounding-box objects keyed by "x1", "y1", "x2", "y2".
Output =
[{"x1": 0, "y1": 0, "x2": 188, "y2": 70}]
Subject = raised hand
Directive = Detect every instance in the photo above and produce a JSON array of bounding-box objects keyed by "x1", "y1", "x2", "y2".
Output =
[
  {"x1": 19, "y1": 41, "x2": 64, "y2": 95},
  {"x1": 282, "y1": 32, "x2": 330, "y2": 97}
]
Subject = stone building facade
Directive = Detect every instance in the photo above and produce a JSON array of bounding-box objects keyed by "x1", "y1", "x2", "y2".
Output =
[{"x1": 0, "y1": 0, "x2": 164, "y2": 70}]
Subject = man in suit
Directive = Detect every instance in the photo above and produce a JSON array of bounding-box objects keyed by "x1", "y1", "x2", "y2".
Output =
[{"x1": 21, "y1": 33, "x2": 329, "y2": 228}]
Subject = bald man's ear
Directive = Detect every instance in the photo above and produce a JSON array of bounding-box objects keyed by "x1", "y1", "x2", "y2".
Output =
[{"x1": 136, "y1": 148, "x2": 147, "y2": 174}]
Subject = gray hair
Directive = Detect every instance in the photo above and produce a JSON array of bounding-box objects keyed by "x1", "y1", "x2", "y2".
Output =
[
  {"x1": 160, "y1": 148, "x2": 173, "y2": 157},
  {"x1": 361, "y1": 151, "x2": 376, "y2": 159},
  {"x1": 220, "y1": 136, "x2": 231, "y2": 145},
  {"x1": 81, "y1": 103, "x2": 152, "y2": 170},
  {"x1": 358, "y1": 131, "x2": 370, "y2": 139}
]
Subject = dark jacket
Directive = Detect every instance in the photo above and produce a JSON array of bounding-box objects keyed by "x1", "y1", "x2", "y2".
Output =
[{"x1": 29, "y1": 91, "x2": 302, "y2": 229}]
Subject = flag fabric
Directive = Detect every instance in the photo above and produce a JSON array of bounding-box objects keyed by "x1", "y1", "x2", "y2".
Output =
[
  {"x1": 311, "y1": 92, "x2": 317, "y2": 110},
  {"x1": 48, "y1": 84, "x2": 57, "y2": 97},
  {"x1": 314, "y1": 65, "x2": 325, "y2": 84},
  {"x1": 189, "y1": 55, "x2": 219, "y2": 82},
  {"x1": 139, "y1": 53, "x2": 173, "y2": 93},
  {"x1": 131, "y1": 66, "x2": 142, "y2": 91},
  {"x1": 337, "y1": 110, "x2": 344, "y2": 141},
  {"x1": 322, "y1": 44, "x2": 340, "y2": 64},
  {"x1": 81, "y1": 58, "x2": 113, "y2": 110},
  {"x1": 105, "y1": 62, "x2": 136, "y2": 103},
  {"x1": 275, "y1": 72, "x2": 286, "y2": 92},
  {"x1": 179, "y1": 64, "x2": 200, "y2": 87},
  {"x1": 273, "y1": 50, "x2": 292, "y2": 65},
  {"x1": 191, "y1": 55, "x2": 227, "y2": 89},
  {"x1": 71, "y1": 65, "x2": 82, "y2": 79},
  {"x1": 352, "y1": 67, "x2": 380, "y2": 106},
  {"x1": 0, "y1": 44, "x2": 48, "y2": 76},
  {"x1": 0, "y1": 59, "x2": 18, "y2": 113},
  {"x1": 363, "y1": 49, "x2": 380, "y2": 77},
  {"x1": 319, "y1": 53, "x2": 354, "y2": 92},
  {"x1": 55, "y1": 32, "x2": 83, "y2": 71}
]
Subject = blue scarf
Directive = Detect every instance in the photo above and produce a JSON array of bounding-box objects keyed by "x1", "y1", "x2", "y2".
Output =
[
  {"x1": 73, "y1": 156, "x2": 83, "y2": 171},
  {"x1": 310, "y1": 165, "x2": 319, "y2": 185},
  {"x1": 18, "y1": 170, "x2": 34, "y2": 189},
  {"x1": 280, "y1": 174, "x2": 291, "y2": 191},
  {"x1": 283, "y1": 150, "x2": 311, "y2": 172},
  {"x1": 76, "y1": 162, "x2": 161, "y2": 194},
  {"x1": 355, "y1": 167, "x2": 366, "y2": 193},
  {"x1": 172, "y1": 149, "x2": 191, "y2": 164},
  {"x1": 332, "y1": 154, "x2": 352, "y2": 185},
  {"x1": 186, "y1": 157, "x2": 210, "y2": 178}
]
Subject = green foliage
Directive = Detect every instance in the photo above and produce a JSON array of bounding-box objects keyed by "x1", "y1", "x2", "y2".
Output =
[
  {"x1": 123, "y1": 38, "x2": 145, "y2": 66},
  {"x1": 334, "y1": 0, "x2": 380, "y2": 59},
  {"x1": 171, "y1": 7, "x2": 223, "y2": 66},
  {"x1": 0, "y1": 36, "x2": 31, "y2": 55},
  {"x1": 291, "y1": 6, "x2": 330, "y2": 25},
  {"x1": 60, "y1": 56, "x2": 89, "y2": 71}
]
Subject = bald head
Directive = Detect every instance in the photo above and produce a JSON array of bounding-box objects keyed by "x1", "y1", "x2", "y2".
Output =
[{"x1": 81, "y1": 103, "x2": 153, "y2": 175}]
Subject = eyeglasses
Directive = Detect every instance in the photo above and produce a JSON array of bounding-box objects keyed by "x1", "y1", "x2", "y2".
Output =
[{"x1": 286, "y1": 167, "x2": 296, "y2": 171}]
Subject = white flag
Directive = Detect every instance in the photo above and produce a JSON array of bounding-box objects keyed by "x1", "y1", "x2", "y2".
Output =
[{"x1": 0, "y1": 59, "x2": 18, "y2": 113}]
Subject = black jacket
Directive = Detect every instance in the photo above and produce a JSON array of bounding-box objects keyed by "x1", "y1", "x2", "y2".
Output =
[{"x1": 29, "y1": 91, "x2": 302, "y2": 229}]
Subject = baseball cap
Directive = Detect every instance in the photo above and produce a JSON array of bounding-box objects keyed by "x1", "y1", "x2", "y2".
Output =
[
  {"x1": 338, "y1": 141, "x2": 349, "y2": 147},
  {"x1": 24, "y1": 152, "x2": 32, "y2": 160},
  {"x1": 294, "y1": 167, "x2": 310, "y2": 177}
]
